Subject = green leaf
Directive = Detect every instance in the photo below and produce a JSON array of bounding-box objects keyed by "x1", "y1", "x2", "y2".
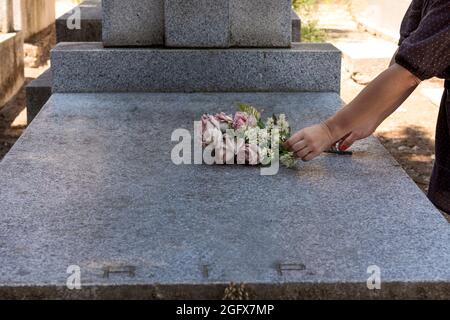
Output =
[
  {"x1": 238, "y1": 103, "x2": 261, "y2": 121},
  {"x1": 257, "y1": 119, "x2": 266, "y2": 129}
]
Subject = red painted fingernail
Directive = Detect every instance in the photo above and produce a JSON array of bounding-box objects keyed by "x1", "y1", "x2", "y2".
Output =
[{"x1": 340, "y1": 144, "x2": 348, "y2": 151}]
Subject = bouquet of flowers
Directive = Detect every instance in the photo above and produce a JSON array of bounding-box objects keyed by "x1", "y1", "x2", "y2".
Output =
[{"x1": 200, "y1": 104, "x2": 296, "y2": 168}]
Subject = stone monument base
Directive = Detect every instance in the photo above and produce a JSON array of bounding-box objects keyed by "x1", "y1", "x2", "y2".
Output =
[
  {"x1": 1, "y1": 92, "x2": 449, "y2": 299},
  {"x1": 51, "y1": 43, "x2": 341, "y2": 93}
]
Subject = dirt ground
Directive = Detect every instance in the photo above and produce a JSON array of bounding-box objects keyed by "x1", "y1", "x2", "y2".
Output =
[{"x1": 0, "y1": 2, "x2": 446, "y2": 203}]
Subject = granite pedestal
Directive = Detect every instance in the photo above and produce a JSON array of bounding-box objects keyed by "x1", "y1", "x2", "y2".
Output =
[
  {"x1": 230, "y1": 0, "x2": 292, "y2": 47},
  {"x1": 51, "y1": 42, "x2": 341, "y2": 93},
  {"x1": 103, "y1": 0, "x2": 292, "y2": 47},
  {"x1": 102, "y1": 0, "x2": 164, "y2": 47},
  {"x1": 165, "y1": 0, "x2": 230, "y2": 48},
  {"x1": 1, "y1": 92, "x2": 450, "y2": 299},
  {"x1": 56, "y1": 0, "x2": 301, "y2": 44}
]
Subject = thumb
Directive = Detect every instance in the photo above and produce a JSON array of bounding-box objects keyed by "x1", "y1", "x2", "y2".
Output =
[{"x1": 339, "y1": 132, "x2": 358, "y2": 151}]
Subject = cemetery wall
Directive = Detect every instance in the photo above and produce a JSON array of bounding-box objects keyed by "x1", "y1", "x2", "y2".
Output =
[
  {"x1": 16, "y1": 0, "x2": 55, "y2": 40},
  {"x1": 350, "y1": 0, "x2": 412, "y2": 42},
  {"x1": 0, "y1": 32, "x2": 24, "y2": 107}
]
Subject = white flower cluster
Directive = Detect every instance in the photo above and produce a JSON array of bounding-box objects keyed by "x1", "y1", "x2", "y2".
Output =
[{"x1": 277, "y1": 114, "x2": 290, "y2": 141}]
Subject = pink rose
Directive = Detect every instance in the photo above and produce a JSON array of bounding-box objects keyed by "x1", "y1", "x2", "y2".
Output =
[
  {"x1": 215, "y1": 112, "x2": 233, "y2": 124},
  {"x1": 214, "y1": 112, "x2": 233, "y2": 133},
  {"x1": 201, "y1": 114, "x2": 220, "y2": 132},
  {"x1": 233, "y1": 112, "x2": 257, "y2": 130},
  {"x1": 201, "y1": 114, "x2": 222, "y2": 146}
]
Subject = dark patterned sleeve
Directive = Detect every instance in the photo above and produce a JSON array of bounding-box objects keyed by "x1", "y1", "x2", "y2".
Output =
[
  {"x1": 395, "y1": 0, "x2": 450, "y2": 80},
  {"x1": 399, "y1": 0, "x2": 423, "y2": 45}
]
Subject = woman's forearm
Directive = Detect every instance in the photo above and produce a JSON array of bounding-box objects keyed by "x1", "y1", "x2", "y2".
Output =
[
  {"x1": 389, "y1": 49, "x2": 399, "y2": 67},
  {"x1": 324, "y1": 63, "x2": 421, "y2": 142}
]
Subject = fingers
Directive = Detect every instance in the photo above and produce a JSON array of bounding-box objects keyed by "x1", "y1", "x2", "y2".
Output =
[
  {"x1": 339, "y1": 132, "x2": 358, "y2": 151},
  {"x1": 284, "y1": 130, "x2": 304, "y2": 150},
  {"x1": 286, "y1": 125, "x2": 336, "y2": 162},
  {"x1": 287, "y1": 128, "x2": 322, "y2": 162},
  {"x1": 295, "y1": 147, "x2": 311, "y2": 160},
  {"x1": 295, "y1": 148, "x2": 322, "y2": 162},
  {"x1": 303, "y1": 151, "x2": 320, "y2": 162},
  {"x1": 291, "y1": 140, "x2": 307, "y2": 153}
]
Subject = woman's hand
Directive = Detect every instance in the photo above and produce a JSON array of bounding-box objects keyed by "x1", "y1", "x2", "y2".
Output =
[
  {"x1": 284, "y1": 63, "x2": 420, "y2": 162},
  {"x1": 285, "y1": 121, "x2": 377, "y2": 162},
  {"x1": 337, "y1": 123, "x2": 377, "y2": 151},
  {"x1": 284, "y1": 123, "x2": 335, "y2": 161}
]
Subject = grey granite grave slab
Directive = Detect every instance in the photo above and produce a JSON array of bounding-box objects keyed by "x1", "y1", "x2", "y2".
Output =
[
  {"x1": 0, "y1": 92, "x2": 450, "y2": 299},
  {"x1": 25, "y1": 69, "x2": 52, "y2": 124},
  {"x1": 230, "y1": 0, "x2": 292, "y2": 47},
  {"x1": 51, "y1": 42, "x2": 341, "y2": 93},
  {"x1": 165, "y1": 0, "x2": 230, "y2": 48},
  {"x1": 102, "y1": 0, "x2": 164, "y2": 47},
  {"x1": 56, "y1": 0, "x2": 102, "y2": 43}
]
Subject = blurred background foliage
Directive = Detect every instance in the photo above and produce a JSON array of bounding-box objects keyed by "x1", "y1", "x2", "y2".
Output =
[{"x1": 292, "y1": 0, "x2": 328, "y2": 42}]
